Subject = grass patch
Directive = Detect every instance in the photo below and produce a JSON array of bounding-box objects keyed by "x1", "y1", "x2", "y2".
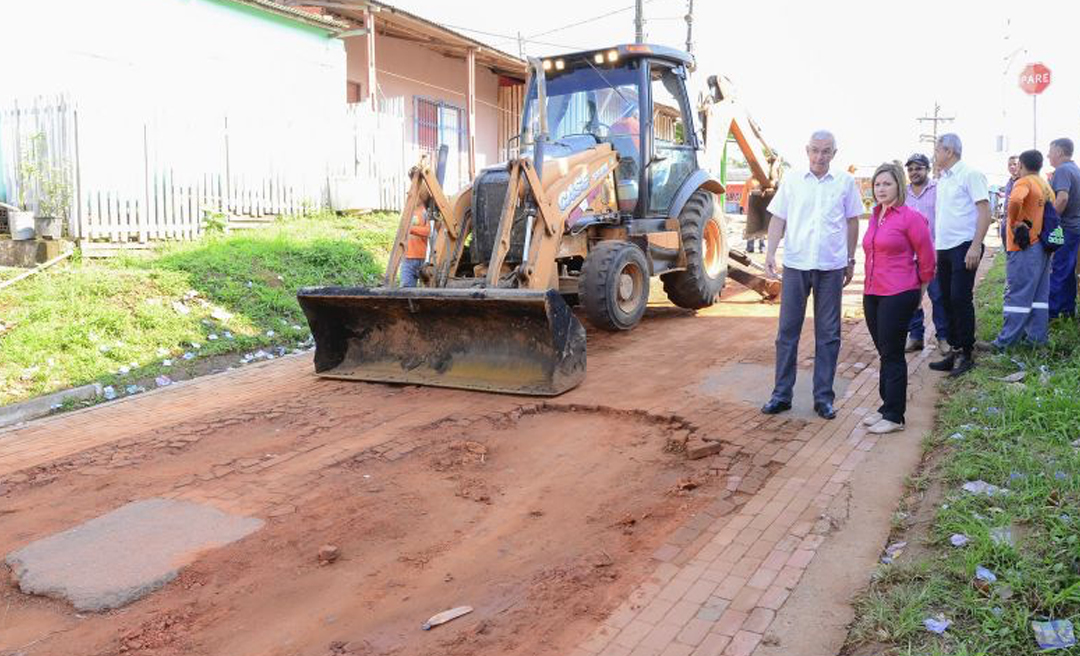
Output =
[
  {"x1": 845, "y1": 255, "x2": 1080, "y2": 656},
  {"x1": 0, "y1": 211, "x2": 398, "y2": 407}
]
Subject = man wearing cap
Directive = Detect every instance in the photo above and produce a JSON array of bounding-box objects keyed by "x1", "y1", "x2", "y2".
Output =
[{"x1": 903, "y1": 153, "x2": 949, "y2": 354}]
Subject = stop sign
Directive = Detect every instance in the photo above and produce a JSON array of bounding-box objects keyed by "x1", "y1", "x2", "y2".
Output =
[{"x1": 1019, "y1": 63, "x2": 1052, "y2": 95}]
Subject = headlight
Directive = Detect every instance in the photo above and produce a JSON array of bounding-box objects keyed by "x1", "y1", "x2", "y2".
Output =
[
  {"x1": 542, "y1": 60, "x2": 552, "y2": 71},
  {"x1": 593, "y1": 53, "x2": 604, "y2": 64},
  {"x1": 607, "y1": 50, "x2": 619, "y2": 62},
  {"x1": 554, "y1": 59, "x2": 565, "y2": 71}
]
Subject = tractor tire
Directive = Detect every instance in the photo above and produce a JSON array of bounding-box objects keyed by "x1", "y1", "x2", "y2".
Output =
[
  {"x1": 581, "y1": 240, "x2": 650, "y2": 331},
  {"x1": 661, "y1": 189, "x2": 728, "y2": 309}
]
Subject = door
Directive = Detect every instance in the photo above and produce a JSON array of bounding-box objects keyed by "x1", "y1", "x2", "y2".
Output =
[{"x1": 647, "y1": 63, "x2": 697, "y2": 215}]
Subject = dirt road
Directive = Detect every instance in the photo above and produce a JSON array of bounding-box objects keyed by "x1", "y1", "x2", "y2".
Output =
[{"x1": 0, "y1": 252, "x2": 935, "y2": 656}]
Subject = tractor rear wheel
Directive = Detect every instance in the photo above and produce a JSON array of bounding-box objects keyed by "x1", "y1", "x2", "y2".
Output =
[
  {"x1": 581, "y1": 240, "x2": 650, "y2": 331},
  {"x1": 661, "y1": 189, "x2": 728, "y2": 309}
]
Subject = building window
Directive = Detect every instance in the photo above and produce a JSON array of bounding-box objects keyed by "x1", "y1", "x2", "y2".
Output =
[
  {"x1": 347, "y1": 81, "x2": 363, "y2": 104},
  {"x1": 415, "y1": 97, "x2": 465, "y2": 191}
]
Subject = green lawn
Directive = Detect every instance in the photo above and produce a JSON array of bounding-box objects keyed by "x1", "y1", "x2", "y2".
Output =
[
  {"x1": 0, "y1": 211, "x2": 398, "y2": 407},
  {"x1": 845, "y1": 256, "x2": 1080, "y2": 655}
]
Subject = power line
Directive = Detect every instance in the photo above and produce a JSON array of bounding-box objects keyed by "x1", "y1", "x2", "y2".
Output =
[
  {"x1": 434, "y1": 23, "x2": 589, "y2": 51},
  {"x1": 527, "y1": 0, "x2": 668, "y2": 40}
]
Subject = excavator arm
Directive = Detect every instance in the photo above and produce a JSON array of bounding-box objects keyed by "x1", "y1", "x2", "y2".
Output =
[{"x1": 698, "y1": 74, "x2": 783, "y2": 298}]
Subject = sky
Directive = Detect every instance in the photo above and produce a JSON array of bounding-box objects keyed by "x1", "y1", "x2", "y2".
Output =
[{"x1": 388, "y1": 0, "x2": 1080, "y2": 184}]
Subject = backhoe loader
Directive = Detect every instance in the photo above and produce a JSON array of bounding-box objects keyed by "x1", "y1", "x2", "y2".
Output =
[{"x1": 298, "y1": 44, "x2": 782, "y2": 397}]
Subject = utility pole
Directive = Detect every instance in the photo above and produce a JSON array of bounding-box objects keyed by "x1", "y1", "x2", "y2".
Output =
[
  {"x1": 917, "y1": 102, "x2": 955, "y2": 150},
  {"x1": 684, "y1": 0, "x2": 694, "y2": 59},
  {"x1": 634, "y1": 0, "x2": 644, "y2": 43},
  {"x1": 516, "y1": 31, "x2": 525, "y2": 59}
]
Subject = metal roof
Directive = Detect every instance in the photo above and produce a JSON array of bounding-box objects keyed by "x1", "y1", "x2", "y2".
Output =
[{"x1": 230, "y1": 0, "x2": 352, "y2": 30}]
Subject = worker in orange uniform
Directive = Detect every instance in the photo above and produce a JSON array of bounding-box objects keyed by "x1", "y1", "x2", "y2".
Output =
[{"x1": 401, "y1": 193, "x2": 431, "y2": 287}]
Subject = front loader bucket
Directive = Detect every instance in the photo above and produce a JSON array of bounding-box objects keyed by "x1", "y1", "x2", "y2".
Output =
[{"x1": 296, "y1": 287, "x2": 587, "y2": 396}]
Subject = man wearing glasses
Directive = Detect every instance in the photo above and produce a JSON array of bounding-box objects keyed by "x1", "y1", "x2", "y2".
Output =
[{"x1": 903, "y1": 153, "x2": 949, "y2": 354}]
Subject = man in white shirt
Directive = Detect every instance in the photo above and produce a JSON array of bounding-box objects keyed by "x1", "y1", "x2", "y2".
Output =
[
  {"x1": 762, "y1": 130, "x2": 864, "y2": 419},
  {"x1": 927, "y1": 133, "x2": 992, "y2": 377}
]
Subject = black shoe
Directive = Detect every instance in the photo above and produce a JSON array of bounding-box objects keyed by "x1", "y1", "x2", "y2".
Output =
[
  {"x1": 814, "y1": 402, "x2": 837, "y2": 420},
  {"x1": 948, "y1": 353, "x2": 975, "y2": 377},
  {"x1": 929, "y1": 351, "x2": 957, "y2": 371},
  {"x1": 761, "y1": 399, "x2": 791, "y2": 415}
]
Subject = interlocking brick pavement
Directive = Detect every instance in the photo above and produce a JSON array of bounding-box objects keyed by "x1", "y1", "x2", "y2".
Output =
[{"x1": 569, "y1": 289, "x2": 939, "y2": 656}]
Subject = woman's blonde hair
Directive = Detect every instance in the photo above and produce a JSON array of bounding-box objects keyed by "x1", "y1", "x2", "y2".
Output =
[{"x1": 871, "y1": 162, "x2": 907, "y2": 207}]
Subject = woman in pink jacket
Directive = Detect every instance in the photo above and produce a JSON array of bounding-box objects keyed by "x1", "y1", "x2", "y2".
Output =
[{"x1": 861, "y1": 162, "x2": 936, "y2": 434}]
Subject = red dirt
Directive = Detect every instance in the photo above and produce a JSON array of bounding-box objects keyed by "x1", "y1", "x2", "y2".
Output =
[{"x1": 0, "y1": 280, "x2": 815, "y2": 656}]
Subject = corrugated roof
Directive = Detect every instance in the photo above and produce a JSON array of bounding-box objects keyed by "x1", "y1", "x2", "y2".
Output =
[{"x1": 231, "y1": 0, "x2": 352, "y2": 31}]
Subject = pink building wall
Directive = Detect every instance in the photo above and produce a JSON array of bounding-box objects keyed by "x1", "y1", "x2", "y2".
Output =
[{"x1": 344, "y1": 33, "x2": 508, "y2": 173}]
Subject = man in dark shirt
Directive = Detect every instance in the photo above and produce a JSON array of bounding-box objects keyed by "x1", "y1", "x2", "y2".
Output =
[{"x1": 1048, "y1": 138, "x2": 1080, "y2": 318}]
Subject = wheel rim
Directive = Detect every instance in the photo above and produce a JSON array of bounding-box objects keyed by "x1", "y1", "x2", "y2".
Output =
[
  {"x1": 615, "y1": 261, "x2": 646, "y2": 315},
  {"x1": 703, "y1": 218, "x2": 723, "y2": 278}
]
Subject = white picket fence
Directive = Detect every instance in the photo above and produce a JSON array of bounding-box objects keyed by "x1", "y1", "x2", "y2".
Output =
[{"x1": 1, "y1": 95, "x2": 414, "y2": 247}]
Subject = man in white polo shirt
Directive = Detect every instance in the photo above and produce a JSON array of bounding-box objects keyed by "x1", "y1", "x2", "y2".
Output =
[
  {"x1": 928, "y1": 133, "x2": 992, "y2": 377},
  {"x1": 761, "y1": 130, "x2": 863, "y2": 420}
]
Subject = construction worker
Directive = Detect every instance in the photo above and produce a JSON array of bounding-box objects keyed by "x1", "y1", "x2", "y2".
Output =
[
  {"x1": 400, "y1": 192, "x2": 431, "y2": 288},
  {"x1": 984, "y1": 149, "x2": 1054, "y2": 348}
]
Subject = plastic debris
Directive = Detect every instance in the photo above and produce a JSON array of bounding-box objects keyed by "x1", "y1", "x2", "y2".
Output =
[
  {"x1": 182, "y1": 352, "x2": 196, "y2": 360},
  {"x1": 266, "y1": 330, "x2": 275, "y2": 337},
  {"x1": 118, "y1": 365, "x2": 130, "y2": 375},
  {"x1": 211, "y1": 308, "x2": 233, "y2": 322},
  {"x1": 950, "y1": 534, "x2": 970, "y2": 547},
  {"x1": 1009, "y1": 471, "x2": 1026, "y2": 482},
  {"x1": 986, "y1": 406, "x2": 1002, "y2": 416},
  {"x1": 156, "y1": 347, "x2": 169, "y2": 357},
  {"x1": 990, "y1": 526, "x2": 1015, "y2": 547},
  {"x1": 98, "y1": 344, "x2": 111, "y2": 353},
  {"x1": 975, "y1": 566, "x2": 997, "y2": 583},
  {"x1": 191, "y1": 343, "x2": 201, "y2": 350},
  {"x1": 125, "y1": 385, "x2": 145, "y2": 395},
  {"x1": 996, "y1": 371, "x2": 1026, "y2": 383},
  {"x1": 1032, "y1": 620, "x2": 1076, "y2": 650},
  {"x1": 1055, "y1": 471, "x2": 1068, "y2": 481},
  {"x1": 291, "y1": 324, "x2": 303, "y2": 331},
  {"x1": 102, "y1": 386, "x2": 117, "y2": 400},
  {"x1": 963, "y1": 480, "x2": 1009, "y2": 497},
  {"x1": 949, "y1": 432, "x2": 964, "y2": 441},
  {"x1": 422, "y1": 606, "x2": 473, "y2": 631},
  {"x1": 1040, "y1": 365, "x2": 1052, "y2": 385},
  {"x1": 172, "y1": 301, "x2": 190, "y2": 315},
  {"x1": 155, "y1": 375, "x2": 173, "y2": 387},
  {"x1": 881, "y1": 541, "x2": 907, "y2": 564},
  {"x1": 162, "y1": 359, "x2": 172, "y2": 367},
  {"x1": 208, "y1": 334, "x2": 218, "y2": 341},
  {"x1": 923, "y1": 614, "x2": 951, "y2": 634},
  {"x1": 224, "y1": 331, "x2": 234, "y2": 339},
  {"x1": 991, "y1": 607, "x2": 1004, "y2": 617}
]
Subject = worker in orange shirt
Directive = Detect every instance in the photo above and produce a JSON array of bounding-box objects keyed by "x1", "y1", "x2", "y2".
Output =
[
  {"x1": 984, "y1": 149, "x2": 1054, "y2": 349},
  {"x1": 400, "y1": 192, "x2": 431, "y2": 287}
]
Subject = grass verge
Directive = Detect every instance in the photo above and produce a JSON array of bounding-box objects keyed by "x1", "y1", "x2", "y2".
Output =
[
  {"x1": 0, "y1": 211, "x2": 398, "y2": 408},
  {"x1": 844, "y1": 255, "x2": 1080, "y2": 655}
]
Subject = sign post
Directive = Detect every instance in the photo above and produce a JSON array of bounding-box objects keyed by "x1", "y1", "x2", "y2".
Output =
[{"x1": 1019, "y1": 63, "x2": 1052, "y2": 147}]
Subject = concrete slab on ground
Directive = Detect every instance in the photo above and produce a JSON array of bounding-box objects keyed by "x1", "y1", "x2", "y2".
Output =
[
  {"x1": 5, "y1": 498, "x2": 263, "y2": 612},
  {"x1": 700, "y1": 361, "x2": 853, "y2": 418}
]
